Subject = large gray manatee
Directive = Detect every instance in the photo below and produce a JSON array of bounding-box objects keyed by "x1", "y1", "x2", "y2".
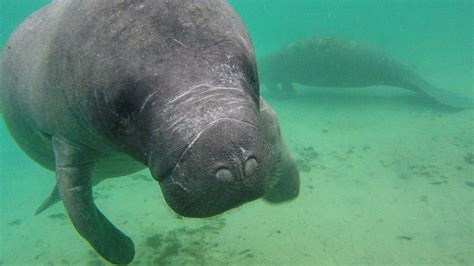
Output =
[
  {"x1": 260, "y1": 37, "x2": 474, "y2": 109},
  {"x1": 0, "y1": 0, "x2": 299, "y2": 263}
]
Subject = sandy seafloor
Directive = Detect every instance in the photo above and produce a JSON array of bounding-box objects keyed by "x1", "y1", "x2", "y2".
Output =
[{"x1": 1, "y1": 1, "x2": 473, "y2": 265}]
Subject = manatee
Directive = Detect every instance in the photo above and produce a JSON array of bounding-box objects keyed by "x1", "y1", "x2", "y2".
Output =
[
  {"x1": 259, "y1": 37, "x2": 474, "y2": 109},
  {"x1": 0, "y1": 0, "x2": 299, "y2": 263}
]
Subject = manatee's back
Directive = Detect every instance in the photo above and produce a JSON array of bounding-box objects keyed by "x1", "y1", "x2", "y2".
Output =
[
  {"x1": 0, "y1": 1, "x2": 71, "y2": 169},
  {"x1": 1, "y1": 1, "x2": 68, "y2": 126},
  {"x1": 260, "y1": 37, "x2": 410, "y2": 87}
]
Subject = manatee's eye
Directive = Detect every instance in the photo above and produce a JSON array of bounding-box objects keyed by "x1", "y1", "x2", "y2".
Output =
[
  {"x1": 216, "y1": 167, "x2": 233, "y2": 182},
  {"x1": 244, "y1": 157, "x2": 258, "y2": 176}
]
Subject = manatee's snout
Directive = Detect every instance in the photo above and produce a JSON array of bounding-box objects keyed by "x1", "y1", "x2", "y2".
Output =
[{"x1": 159, "y1": 119, "x2": 272, "y2": 218}]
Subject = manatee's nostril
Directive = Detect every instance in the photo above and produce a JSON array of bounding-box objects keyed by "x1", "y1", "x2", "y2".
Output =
[
  {"x1": 216, "y1": 168, "x2": 233, "y2": 182},
  {"x1": 244, "y1": 157, "x2": 258, "y2": 176}
]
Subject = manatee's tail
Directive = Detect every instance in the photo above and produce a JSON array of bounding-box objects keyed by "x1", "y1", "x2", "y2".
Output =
[
  {"x1": 0, "y1": 54, "x2": 4, "y2": 115},
  {"x1": 399, "y1": 73, "x2": 474, "y2": 109},
  {"x1": 421, "y1": 85, "x2": 474, "y2": 109},
  {"x1": 35, "y1": 184, "x2": 61, "y2": 215}
]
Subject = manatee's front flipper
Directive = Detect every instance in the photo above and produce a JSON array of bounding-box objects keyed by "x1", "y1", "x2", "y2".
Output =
[
  {"x1": 265, "y1": 82, "x2": 295, "y2": 99},
  {"x1": 265, "y1": 83, "x2": 282, "y2": 96},
  {"x1": 259, "y1": 99, "x2": 300, "y2": 203},
  {"x1": 35, "y1": 184, "x2": 60, "y2": 215},
  {"x1": 52, "y1": 137, "x2": 135, "y2": 264},
  {"x1": 281, "y1": 82, "x2": 296, "y2": 97},
  {"x1": 263, "y1": 141, "x2": 300, "y2": 203}
]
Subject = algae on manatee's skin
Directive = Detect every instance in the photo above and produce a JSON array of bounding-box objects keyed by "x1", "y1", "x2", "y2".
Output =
[{"x1": 47, "y1": 213, "x2": 67, "y2": 220}]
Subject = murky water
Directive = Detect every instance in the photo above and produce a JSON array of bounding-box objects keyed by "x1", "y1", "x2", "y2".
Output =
[{"x1": 1, "y1": 1, "x2": 473, "y2": 265}]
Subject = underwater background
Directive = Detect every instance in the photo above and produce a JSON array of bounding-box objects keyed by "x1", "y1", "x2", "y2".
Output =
[{"x1": 1, "y1": 0, "x2": 473, "y2": 265}]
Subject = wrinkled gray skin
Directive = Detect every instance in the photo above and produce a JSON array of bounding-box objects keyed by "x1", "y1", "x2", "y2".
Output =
[
  {"x1": 0, "y1": 0, "x2": 299, "y2": 263},
  {"x1": 260, "y1": 37, "x2": 474, "y2": 109}
]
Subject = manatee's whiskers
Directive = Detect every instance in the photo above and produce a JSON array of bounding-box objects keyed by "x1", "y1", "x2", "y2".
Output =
[
  {"x1": 138, "y1": 91, "x2": 159, "y2": 114},
  {"x1": 167, "y1": 83, "x2": 210, "y2": 104}
]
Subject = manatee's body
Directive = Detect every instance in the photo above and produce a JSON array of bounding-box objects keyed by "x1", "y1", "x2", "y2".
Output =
[
  {"x1": 1, "y1": 0, "x2": 299, "y2": 263},
  {"x1": 260, "y1": 37, "x2": 474, "y2": 109}
]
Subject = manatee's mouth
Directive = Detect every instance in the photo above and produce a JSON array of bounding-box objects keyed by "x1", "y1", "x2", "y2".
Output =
[
  {"x1": 160, "y1": 170, "x2": 264, "y2": 218},
  {"x1": 157, "y1": 119, "x2": 271, "y2": 218}
]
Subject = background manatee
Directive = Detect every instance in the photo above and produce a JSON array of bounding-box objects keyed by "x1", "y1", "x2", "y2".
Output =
[{"x1": 260, "y1": 37, "x2": 474, "y2": 109}]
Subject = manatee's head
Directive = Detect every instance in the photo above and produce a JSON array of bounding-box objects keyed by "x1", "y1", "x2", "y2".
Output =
[{"x1": 152, "y1": 119, "x2": 273, "y2": 218}]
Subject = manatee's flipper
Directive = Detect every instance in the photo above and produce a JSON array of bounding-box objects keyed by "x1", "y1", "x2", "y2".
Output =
[
  {"x1": 52, "y1": 137, "x2": 135, "y2": 264},
  {"x1": 263, "y1": 141, "x2": 300, "y2": 203},
  {"x1": 281, "y1": 82, "x2": 296, "y2": 96},
  {"x1": 265, "y1": 83, "x2": 281, "y2": 94},
  {"x1": 265, "y1": 82, "x2": 296, "y2": 99},
  {"x1": 259, "y1": 99, "x2": 300, "y2": 203},
  {"x1": 35, "y1": 184, "x2": 60, "y2": 215}
]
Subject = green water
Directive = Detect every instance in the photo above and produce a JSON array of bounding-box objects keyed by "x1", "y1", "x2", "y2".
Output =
[{"x1": 1, "y1": 1, "x2": 473, "y2": 265}]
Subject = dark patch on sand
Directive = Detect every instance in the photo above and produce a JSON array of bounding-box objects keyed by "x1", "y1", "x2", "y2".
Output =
[
  {"x1": 296, "y1": 146, "x2": 319, "y2": 172},
  {"x1": 396, "y1": 235, "x2": 413, "y2": 241},
  {"x1": 87, "y1": 259, "x2": 105, "y2": 266},
  {"x1": 146, "y1": 233, "x2": 163, "y2": 248},
  {"x1": 464, "y1": 153, "x2": 474, "y2": 165},
  {"x1": 429, "y1": 181, "x2": 447, "y2": 185},
  {"x1": 8, "y1": 219, "x2": 22, "y2": 226},
  {"x1": 464, "y1": 181, "x2": 474, "y2": 188},
  {"x1": 141, "y1": 218, "x2": 232, "y2": 265}
]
